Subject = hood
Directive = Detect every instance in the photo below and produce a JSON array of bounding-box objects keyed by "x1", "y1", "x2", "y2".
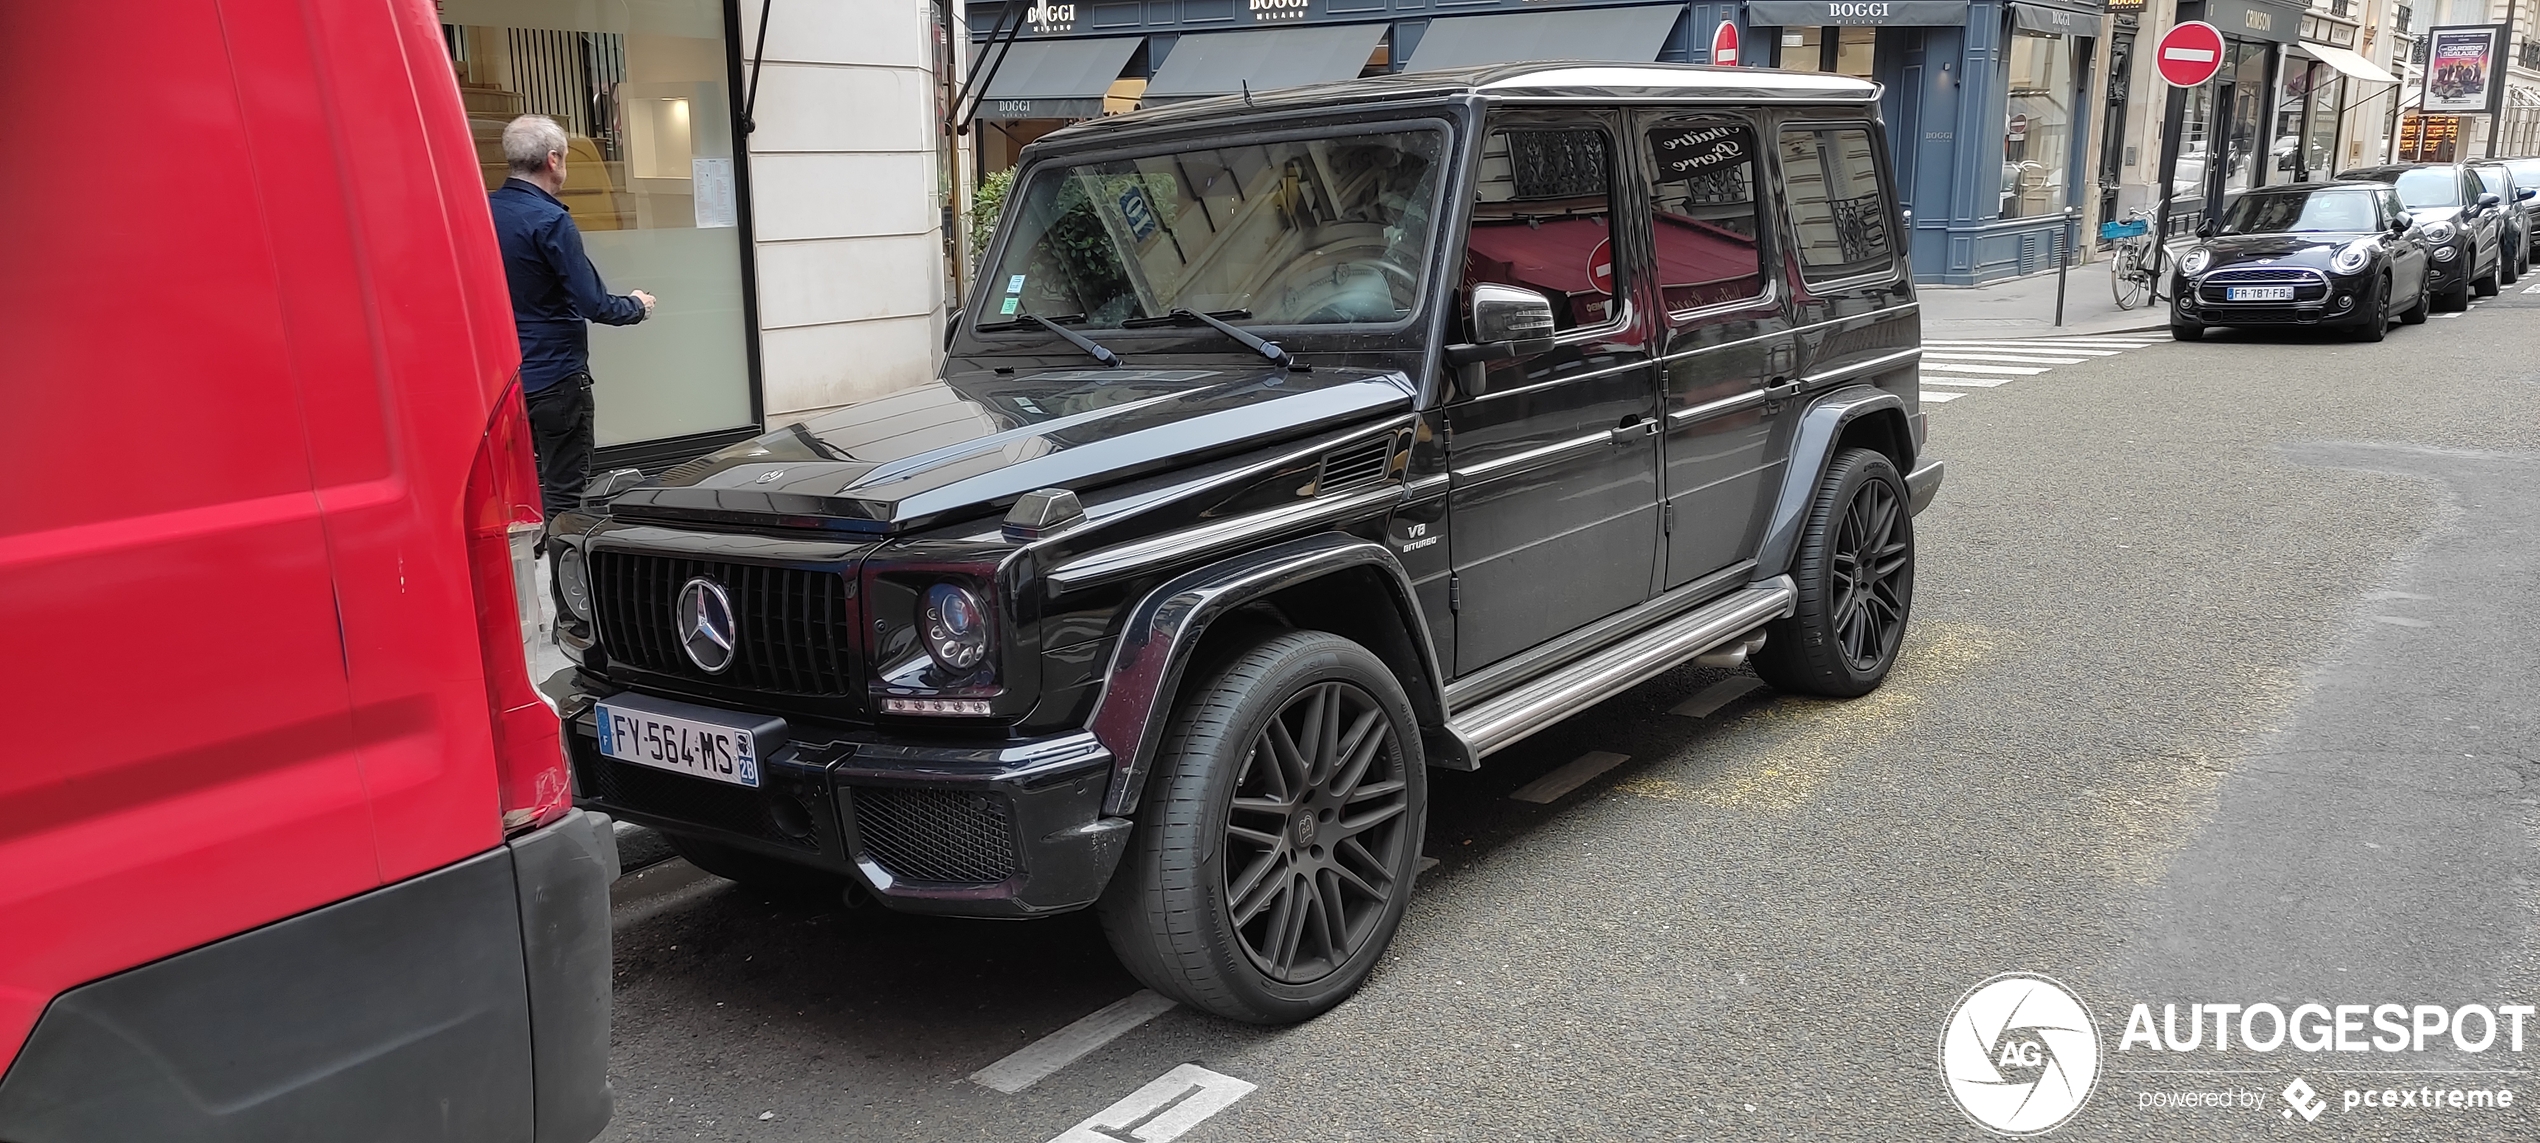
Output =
[
  {"x1": 608, "y1": 365, "x2": 1416, "y2": 533},
  {"x1": 2403, "y1": 203, "x2": 2466, "y2": 227},
  {"x1": 2202, "y1": 232, "x2": 2370, "y2": 262}
]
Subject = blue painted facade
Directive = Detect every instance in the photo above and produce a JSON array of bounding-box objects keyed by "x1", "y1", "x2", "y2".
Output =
[{"x1": 971, "y1": 0, "x2": 2103, "y2": 283}]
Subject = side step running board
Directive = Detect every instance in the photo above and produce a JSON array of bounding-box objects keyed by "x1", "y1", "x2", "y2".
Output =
[{"x1": 1445, "y1": 577, "x2": 1795, "y2": 761}]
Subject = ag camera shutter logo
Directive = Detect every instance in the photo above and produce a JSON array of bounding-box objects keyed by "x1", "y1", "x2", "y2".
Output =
[{"x1": 1940, "y1": 973, "x2": 2103, "y2": 1135}]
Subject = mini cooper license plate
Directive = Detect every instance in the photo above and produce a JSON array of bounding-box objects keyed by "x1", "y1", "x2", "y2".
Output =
[
  {"x1": 2226, "y1": 285, "x2": 2296, "y2": 301},
  {"x1": 594, "y1": 694, "x2": 782, "y2": 788}
]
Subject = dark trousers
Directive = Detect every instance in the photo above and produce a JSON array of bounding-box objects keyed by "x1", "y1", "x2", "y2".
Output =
[{"x1": 525, "y1": 372, "x2": 594, "y2": 520}]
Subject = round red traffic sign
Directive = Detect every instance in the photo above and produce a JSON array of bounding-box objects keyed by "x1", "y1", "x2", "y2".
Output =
[
  {"x1": 1711, "y1": 20, "x2": 1740, "y2": 66},
  {"x1": 1587, "y1": 237, "x2": 1613, "y2": 294},
  {"x1": 2156, "y1": 21, "x2": 2224, "y2": 88}
]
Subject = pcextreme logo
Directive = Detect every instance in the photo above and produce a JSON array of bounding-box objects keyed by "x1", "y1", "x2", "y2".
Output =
[{"x1": 1939, "y1": 974, "x2": 2103, "y2": 1135}]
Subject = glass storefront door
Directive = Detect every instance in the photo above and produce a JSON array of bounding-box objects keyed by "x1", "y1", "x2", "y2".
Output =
[
  {"x1": 440, "y1": 0, "x2": 755, "y2": 451},
  {"x1": 2002, "y1": 29, "x2": 2077, "y2": 219}
]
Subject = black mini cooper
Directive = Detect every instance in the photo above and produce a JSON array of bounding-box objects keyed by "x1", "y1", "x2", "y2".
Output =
[{"x1": 2170, "y1": 181, "x2": 2432, "y2": 342}]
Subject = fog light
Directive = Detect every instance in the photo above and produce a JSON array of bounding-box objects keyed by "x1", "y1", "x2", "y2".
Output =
[
  {"x1": 882, "y1": 697, "x2": 994, "y2": 716},
  {"x1": 2336, "y1": 295, "x2": 2353, "y2": 309},
  {"x1": 2434, "y1": 244, "x2": 2459, "y2": 262}
]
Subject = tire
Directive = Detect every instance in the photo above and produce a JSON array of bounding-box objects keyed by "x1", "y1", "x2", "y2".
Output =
[
  {"x1": 664, "y1": 832, "x2": 845, "y2": 896},
  {"x1": 1751, "y1": 448, "x2": 1914, "y2": 699},
  {"x1": 2475, "y1": 257, "x2": 2500, "y2": 297},
  {"x1": 1099, "y1": 630, "x2": 1427, "y2": 1024},
  {"x1": 2437, "y1": 274, "x2": 2471, "y2": 312},
  {"x1": 2171, "y1": 323, "x2": 2204, "y2": 341},
  {"x1": 2346, "y1": 275, "x2": 2388, "y2": 342},
  {"x1": 2504, "y1": 254, "x2": 2521, "y2": 286},
  {"x1": 2399, "y1": 275, "x2": 2432, "y2": 324}
]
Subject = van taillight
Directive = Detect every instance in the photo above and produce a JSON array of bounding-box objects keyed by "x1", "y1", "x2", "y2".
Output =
[{"x1": 466, "y1": 380, "x2": 569, "y2": 835}]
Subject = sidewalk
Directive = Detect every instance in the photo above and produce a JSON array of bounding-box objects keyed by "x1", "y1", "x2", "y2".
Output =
[{"x1": 1918, "y1": 257, "x2": 2173, "y2": 340}]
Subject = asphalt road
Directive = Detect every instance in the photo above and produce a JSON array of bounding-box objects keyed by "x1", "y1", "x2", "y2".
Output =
[{"x1": 596, "y1": 288, "x2": 2540, "y2": 1142}]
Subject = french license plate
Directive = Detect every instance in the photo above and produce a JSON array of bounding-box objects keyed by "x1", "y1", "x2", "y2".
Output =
[
  {"x1": 2226, "y1": 286, "x2": 2295, "y2": 301},
  {"x1": 595, "y1": 698, "x2": 764, "y2": 787}
]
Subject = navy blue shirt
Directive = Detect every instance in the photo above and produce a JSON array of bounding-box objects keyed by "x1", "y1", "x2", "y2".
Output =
[{"x1": 489, "y1": 178, "x2": 647, "y2": 392}]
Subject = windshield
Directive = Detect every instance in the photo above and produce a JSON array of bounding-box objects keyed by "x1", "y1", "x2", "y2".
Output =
[
  {"x1": 984, "y1": 129, "x2": 1447, "y2": 330},
  {"x1": 2220, "y1": 190, "x2": 2379, "y2": 234},
  {"x1": 2392, "y1": 169, "x2": 2460, "y2": 208}
]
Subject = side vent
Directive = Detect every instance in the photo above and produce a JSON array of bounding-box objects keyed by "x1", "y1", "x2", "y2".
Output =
[{"x1": 1313, "y1": 437, "x2": 1394, "y2": 495}]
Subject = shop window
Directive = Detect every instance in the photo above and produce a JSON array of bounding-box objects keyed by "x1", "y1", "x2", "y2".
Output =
[
  {"x1": 1465, "y1": 126, "x2": 1619, "y2": 331},
  {"x1": 441, "y1": 0, "x2": 752, "y2": 449},
  {"x1": 1778, "y1": 27, "x2": 1877, "y2": 78},
  {"x1": 1643, "y1": 118, "x2": 1768, "y2": 314},
  {"x1": 1779, "y1": 126, "x2": 1893, "y2": 278},
  {"x1": 2002, "y1": 30, "x2": 2075, "y2": 219}
]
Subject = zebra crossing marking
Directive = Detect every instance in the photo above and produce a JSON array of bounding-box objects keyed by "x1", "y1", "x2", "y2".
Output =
[{"x1": 1918, "y1": 332, "x2": 2160, "y2": 405}]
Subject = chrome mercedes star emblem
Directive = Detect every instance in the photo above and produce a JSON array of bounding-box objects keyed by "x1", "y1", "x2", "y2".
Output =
[{"x1": 677, "y1": 577, "x2": 738, "y2": 673}]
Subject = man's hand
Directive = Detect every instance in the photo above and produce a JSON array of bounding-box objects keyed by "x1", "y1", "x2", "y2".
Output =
[{"x1": 630, "y1": 289, "x2": 657, "y2": 316}]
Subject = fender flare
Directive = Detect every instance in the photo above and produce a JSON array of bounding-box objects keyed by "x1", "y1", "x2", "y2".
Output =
[
  {"x1": 1087, "y1": 532, "x2": 1447, "y2": 816},
  {"x1": 1752, "y1": 385, "x2": 1909, "y2": 580}
]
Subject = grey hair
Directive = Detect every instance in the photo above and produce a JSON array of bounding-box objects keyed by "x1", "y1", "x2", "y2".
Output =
[{"x1": 502, "y1": 115, "x2": 568, "y2": 176}]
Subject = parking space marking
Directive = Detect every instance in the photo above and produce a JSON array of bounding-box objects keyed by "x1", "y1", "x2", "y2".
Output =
[
  {"x1": 1924, "y1": 341, "x2": 2125, "y2": 355},
  {"x1": 1672, "y1": 675, "x2": 1767, "y2": 719},
  {"x1": 1921, "y1": 351, "x2": 2090, "y2": 365},
  {"x1": 1509, "y1": 750, "x2": 1632, "y2": 804},
  {"x1": 972, "y1": 990, "x2": 1179, "y2": 1094},
  {"x1": 1927, "y1": 338, "x2": 2156, "y2": 350},
  {"x1": 2523, "y1": 282, "x2": 2540, "y2": 293},
  {"x1": 1920, "y1": 390, "x2": 1967, "y2": 403},
  {"x1": 1923, "y1": 362, "x2": 2050, "y2": 376},
  {"x1": 1921, "y1": 376, "x2": 2013, "y2": 388},
  {"x1": 1048, "y1": 1064, "x2": 1257, "y2": 1143}
]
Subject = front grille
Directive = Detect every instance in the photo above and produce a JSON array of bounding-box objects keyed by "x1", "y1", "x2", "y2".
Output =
[
  {"x1": 2198, "y1": 267, "x2": 2329, "y2": 304},
  {"x1": 591, "y1": 550, "x2": 858, "y2": 697},
  {"x1": 574, "y1": 738, "x2": 828, "y2": 854},
  {"x1": 852, "y1": 787, "x2": 1018, "y2": 884}
]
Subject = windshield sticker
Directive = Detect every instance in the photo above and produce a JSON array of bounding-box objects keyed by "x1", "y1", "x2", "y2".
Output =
[
  {"x1": 1007, "y1": 274, "x2": 1027, "y2": 294},
  {"x1": 999, "y1": 297, "x2": 1020, "y2": 315}
]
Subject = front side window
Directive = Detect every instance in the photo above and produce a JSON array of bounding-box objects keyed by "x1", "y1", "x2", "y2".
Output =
[
  {"x1": 2220, "y1": 191, "x2": 2380, "y2": 234},
  {"x1": 2003, "y1": 30, "x2": 2075, "y2": 218},
  {"x1": 2476, "y1": 166, "x2": 2509, "y2": 197},
  {"x1": 1781, "y1": 125, "x2": 1894, "y2": 278},
  {"x1": 2392, "y1": 168, "x2": 2462, "y2": 208},
  {"x1": 986, "y1": 130, "x2": 1447, "y2": 330},
  {"x1": 1464, "y1": 124, "x2": 1620, "y2": 331},
  {"x1": 1644, "y1": 118, "x2": 1768, "y2": 313}
]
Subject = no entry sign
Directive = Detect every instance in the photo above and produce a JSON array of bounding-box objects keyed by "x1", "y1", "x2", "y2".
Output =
[
  {"x1": 1711, "y1": 20, "x2": 1740, "y2": 66},
  {"x1": 1587, "y1": 237, "x2": 1614, "y2": 294},
  {"x1": 2156, "y1": 20, "x2": 2225, "y2": 87}
]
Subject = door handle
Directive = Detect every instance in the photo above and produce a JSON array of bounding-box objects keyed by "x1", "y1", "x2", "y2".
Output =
[
  {"x1": 1763, "y1": 377, "x2": 1803, "y2": 401},
  {"x1": 1610, "y1": 414, "x2": 1658, "y2": 441}
]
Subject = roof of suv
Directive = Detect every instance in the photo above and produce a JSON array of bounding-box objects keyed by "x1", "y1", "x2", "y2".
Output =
[{"x1": 1056, "y1": 63, "x2": 1881, "y2": 143}]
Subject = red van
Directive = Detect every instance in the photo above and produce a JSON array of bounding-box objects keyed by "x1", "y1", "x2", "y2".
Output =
[{"x1": 0, "y1": 2, "x2": 618, "y2": 1140}]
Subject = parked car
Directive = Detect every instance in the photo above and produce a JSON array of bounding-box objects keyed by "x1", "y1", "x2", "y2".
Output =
[
  {"x1": 550, "y1": 64, "x2": 1942, "y2": 1024},
  {"x1": 0, "y1": 2, "x2": 618, "y2": 1140},
  {"x1": 2338, "y1": 162, "x2": 2507, "y2": 310},
  {"x1": 2169, "y1": 181, "x2": 2433, "y2": 341},
  {"x1": 2499, "y1": 156, "x2": 2540, "y2": 261},
  {"x1": 2473, "y1": 161, "x2": 2537, "y2": 279}
]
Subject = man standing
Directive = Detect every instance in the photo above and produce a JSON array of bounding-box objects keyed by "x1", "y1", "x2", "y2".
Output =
[{"x1": 489, "y1": 114, "x2": 653, "y2": 517}]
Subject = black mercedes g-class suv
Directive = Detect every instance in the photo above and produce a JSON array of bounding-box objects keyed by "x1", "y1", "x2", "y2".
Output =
[{"x1": 548, "y1": 63, "x2": 1942, "y2": 1024}]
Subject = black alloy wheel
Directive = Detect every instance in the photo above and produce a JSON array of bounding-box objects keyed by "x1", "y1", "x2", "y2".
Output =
[
  {"x1": 1752, "y1": 447, "x2": 1914, "y2": 697},
  {"x1": 2400, "y1": 274, "x2": 2433, "y2": 324},
  {"x1": 2348, "y1": 274, "x2": 2388, "y2": 342},
  {"x1": 1221, "y1": 680, "x2": 1413, "y2": 985},
  {"x1": 1100, "y1": 630, "x2": 1426, "y2": 1024},
  {"x1": 2437, "y1": 263, "x2": 2472, "y2": 311}
]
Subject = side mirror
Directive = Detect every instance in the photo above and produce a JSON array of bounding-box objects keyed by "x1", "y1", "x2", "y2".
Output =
[
  {"x1": 1443, "y1": 284, "x2": 1558, "y2": 397},
  {"x1": 2478, "y1": 192, "x2": 2503, "y2": 211},
  {"x1": 2519, "y1": 188, "x2": 2536, "y2": 202},
  {"x1": 2195, "y1": 219, "x2": 2218, "y2": 239},
  {"x1": 2391, "y1": 211, "x2": 2414, "y2": 233}
]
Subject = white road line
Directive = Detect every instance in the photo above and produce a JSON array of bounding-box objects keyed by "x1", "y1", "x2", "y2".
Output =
[
  {"x1": 1921, "y1": 376, "x2": 2012, "y2": 387},
  {"x1": 1922, "y1": 362, "x2": 2049, "y2": 376},
  {"x1": 972, "y1": 991, "x2": 1178, "y2": 1094},
  {"x1": 1509, "y1": 750, "x2": 1632, "y2": 804},
  {"x1": 1050, "y1": 1064, "x2": 1257, "y2": 1143},
  {"x1": 1672, "y1": 676, "x2": 1766, "y2": 719},
  {"x1": 1921, "y1": 352, "x2": 2089, "y2": 365},
  {"x1": 1920, "y1": 390, "x2": 1967, "y2": 403},
  {"x1": 1927, "y1": 338, "x2": 2156, "y2": 349},
  {"x1": 2522, "y1": 282, "x2": 2540, "y2": 293},
  {"x1": 1923, "y1": 343, "x2": 2122, "y2": 356}
]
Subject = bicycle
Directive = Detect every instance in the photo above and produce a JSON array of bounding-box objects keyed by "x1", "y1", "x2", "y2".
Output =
[{"x1": 2105, "y1": 207, "x2": 2163, "y2": 310}]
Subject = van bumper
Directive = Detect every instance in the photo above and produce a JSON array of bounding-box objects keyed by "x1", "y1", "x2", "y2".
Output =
[
  {"x1": 0, "y1": 811, "x2": 620, "y2": 1143},
  {"x1": 564, "y1": 699, "x2": 1131, "y2": 919}
]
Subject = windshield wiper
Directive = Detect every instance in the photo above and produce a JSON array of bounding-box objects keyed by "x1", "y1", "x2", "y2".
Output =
[
  {"x1": 1129, "y1": 308, "x2": 1297, "y2": 369},
  {"x1": 978, "y1": 310, "x2": 1120, "y2": 367}
]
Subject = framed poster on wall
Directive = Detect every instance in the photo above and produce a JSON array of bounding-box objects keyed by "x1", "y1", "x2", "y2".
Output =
[{"x1": 2423, "y1": 25, "x2": 2507, "y2": 116}]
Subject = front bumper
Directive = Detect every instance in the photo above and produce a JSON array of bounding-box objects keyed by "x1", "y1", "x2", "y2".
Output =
[
  {"x1": 2172, "y1": 271, "x2": 2374, "y2": 328},
  {"x1": 562, "y1": 686, "x2": 1130, "y2": 918}
]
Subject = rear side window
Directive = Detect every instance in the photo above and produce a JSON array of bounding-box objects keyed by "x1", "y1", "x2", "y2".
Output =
[
  {"x1": 1466, "y1": 124, "x2": 1620, "y2": 331},
  {"x1": 1778, "y1": 125, "x2": 1894, "y2": 279},
  {"x1": 1643, "y1": 118, "x2": 1769, "y2": 314}
]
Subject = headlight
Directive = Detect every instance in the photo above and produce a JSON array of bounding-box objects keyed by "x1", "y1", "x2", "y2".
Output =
[
  {"x1": 2179, "y1": 247, "x2": 2213, "y2": 275},
  {"x1": 2422, "y1": 220, "x2": 2458, "y2": 244},
  {"x1": 920, "y1": 582, "x2": 990, "y2": 672},
  {"x1": 2329, "y1": 240, "x2": 2373, "y2": 276},
  {"x1": 554, "y1": 544, "x2": 592, "y2": 621}
]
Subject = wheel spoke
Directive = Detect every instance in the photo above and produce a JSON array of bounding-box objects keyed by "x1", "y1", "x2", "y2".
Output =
[
  {"x1": 1264, "y1": 720, "x2": 1308, "y2": 799},
  {"x1": 1334, "y1": 799, "x2": 1406, "y2": 841},
  {"x1": 1326, "y1": 852, "x2": 1388, "y2": 901},
  {"x1": 1230, "y1": 795, "x2": 1291, "y2": 818},
  {"x1": 1316, "y1": 870, "x2": 1351, "y2": 961},
  {"x1": 1272, "y1": 873, "x2": 1312, "y2": 971},
  {"x1": 1345, "y1": 777, "x2": 1406, "y2": 804},
  {"x1": 1313, "y1": 683, "x2": 1344, "y2": 785},
  {"x1": 1227, "y1": 822, "x2": 1284, "y2": 848},
  {"x1": 1327, "y1": 708, "x2": 1385, "y2": 797},
  {"x1": 1228, "y1": 851, "x2": 1286, "y2": 925}
]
